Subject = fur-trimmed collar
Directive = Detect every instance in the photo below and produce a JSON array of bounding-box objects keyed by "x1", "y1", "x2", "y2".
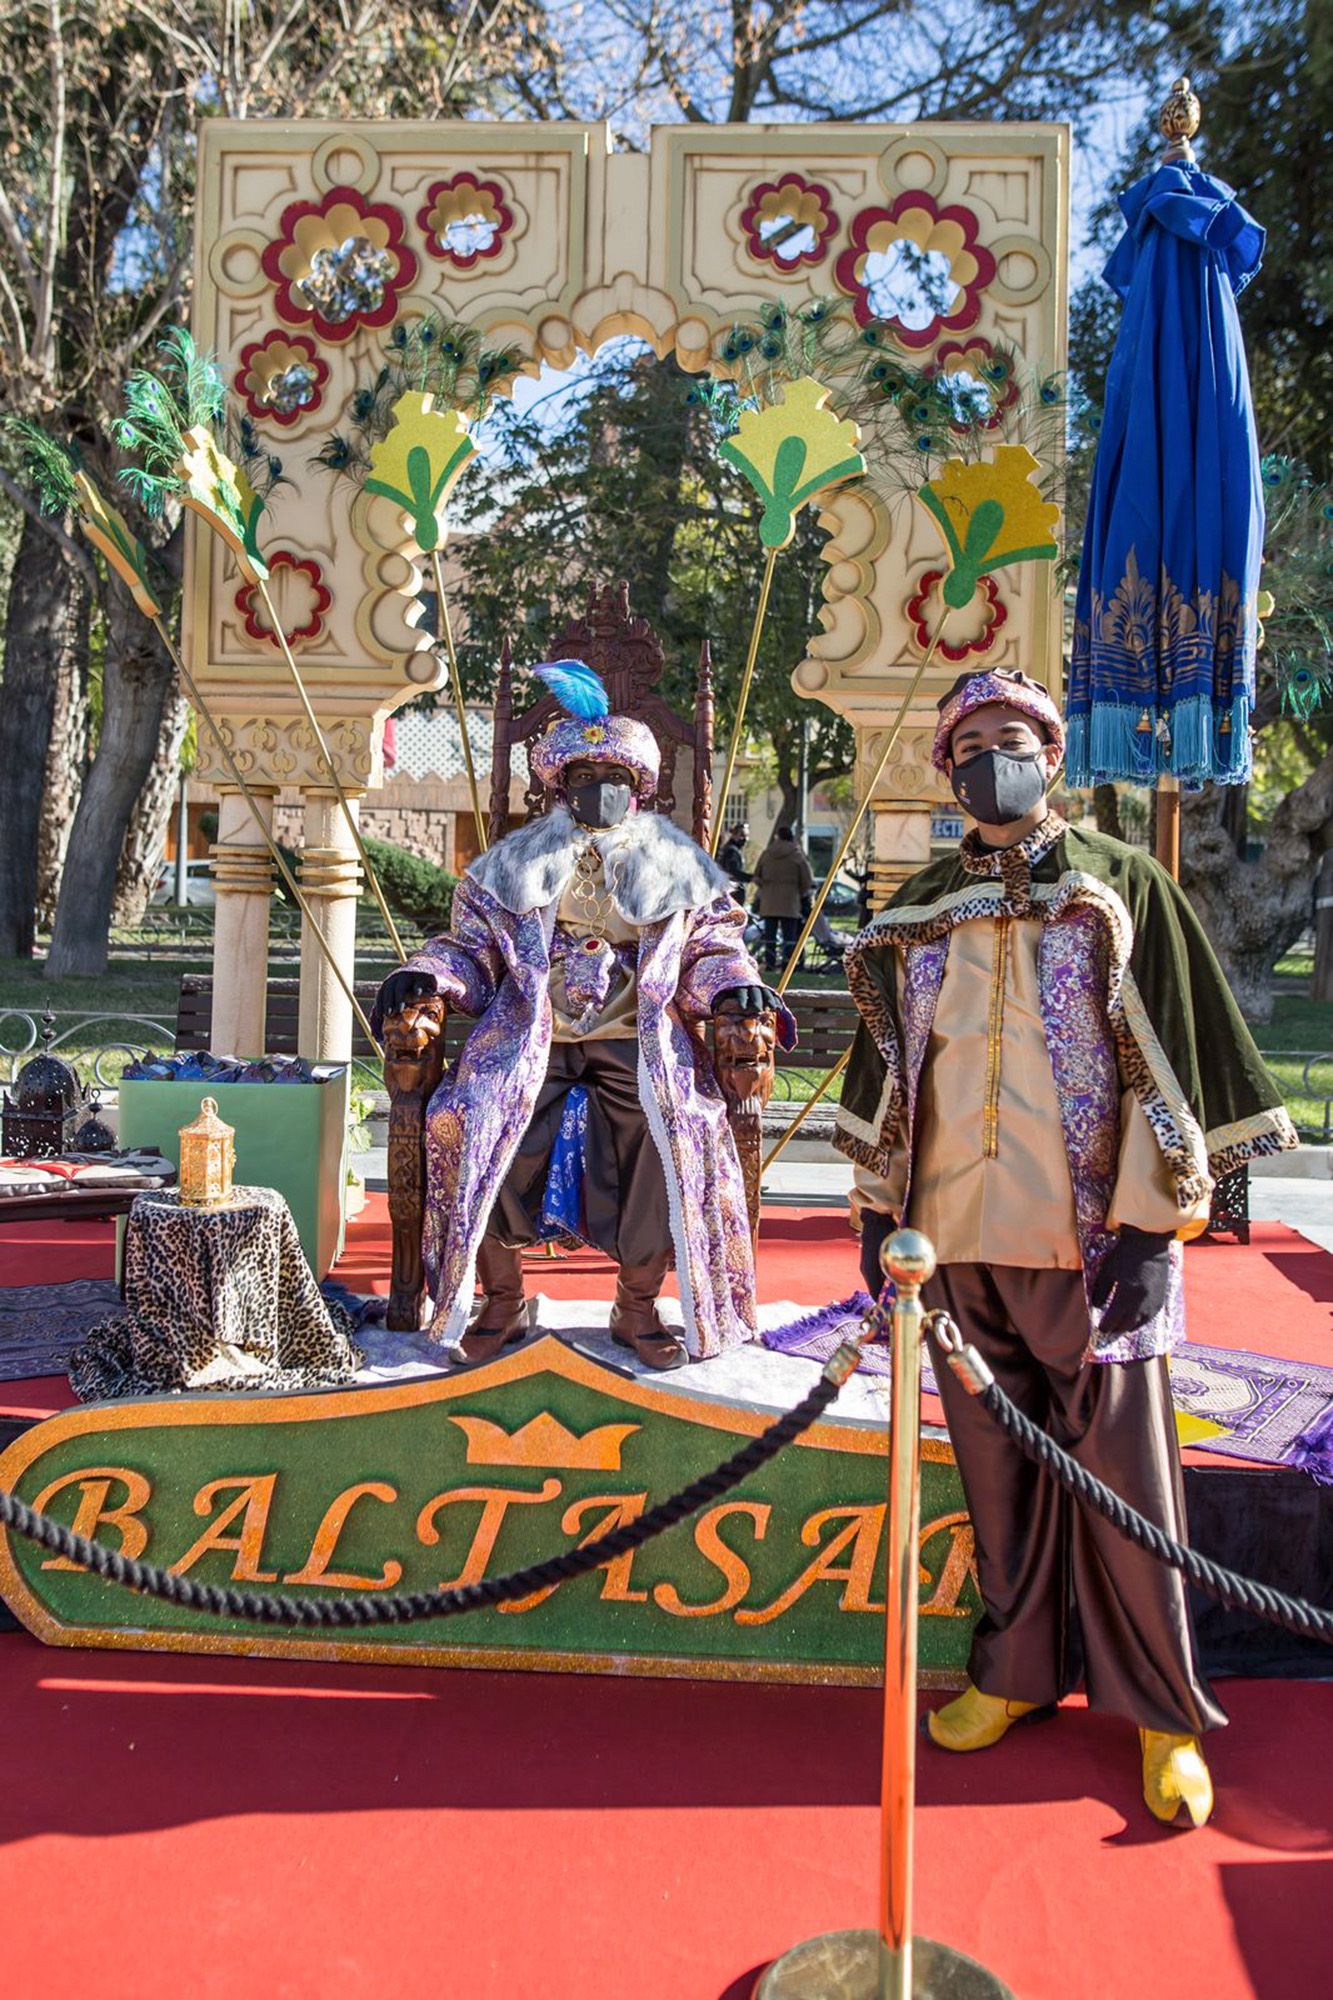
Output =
[{"x1": 467, "y1": 804, "x2": 733, "y2": 923}]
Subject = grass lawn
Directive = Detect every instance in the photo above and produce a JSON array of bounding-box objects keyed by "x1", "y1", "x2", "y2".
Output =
[{"x1": 1252, "y1": 994, "x2": 1333, "y2": 1140}]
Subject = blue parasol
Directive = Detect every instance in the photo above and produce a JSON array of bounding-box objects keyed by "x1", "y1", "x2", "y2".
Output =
[{"x1": 1066, "y1": 78, "x2": 1266, "y2": 792}]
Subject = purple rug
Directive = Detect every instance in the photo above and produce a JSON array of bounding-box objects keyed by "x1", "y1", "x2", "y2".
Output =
[{"x1": 762, "y1": 1293, "x2": 1333, "y2": 1481}]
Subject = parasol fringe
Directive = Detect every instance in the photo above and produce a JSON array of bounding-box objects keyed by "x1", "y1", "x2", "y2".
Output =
[{"x1": 1066, "y1": 691, "x2": 1251, "y2": 788}]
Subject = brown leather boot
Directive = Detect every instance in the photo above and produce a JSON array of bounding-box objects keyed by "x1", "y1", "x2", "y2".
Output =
[
  {"x1": 610, "y1": 1255, "x2": 685, "y2": 1370},
  {"x1": 452, "y1": 1236, "x2": 528, "y2": 1369}
]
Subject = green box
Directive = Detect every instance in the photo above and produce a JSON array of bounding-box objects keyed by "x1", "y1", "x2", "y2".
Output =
[{"x1": 118, "y1": 1069, "x2": 349, "y2": 1278}]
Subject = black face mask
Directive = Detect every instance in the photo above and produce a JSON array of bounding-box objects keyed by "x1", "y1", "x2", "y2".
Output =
[
  {"x1": 568, "y1": 781, "x2": 633, "y2": 829},
  {"x1": 950, "y1": 748, "x2": 1048, "y2": 826}
]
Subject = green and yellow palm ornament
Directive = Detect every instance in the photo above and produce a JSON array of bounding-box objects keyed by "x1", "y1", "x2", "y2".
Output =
[
  {"x1": 915, "y1": 443, "x2": 1060, "y2": 611},
  {"x1": 364, "y1": 392, "x2": 476, "y2": 556},
  {"x1": 711, "y1": 376, "x2": 867, "y2": 852},
  {"x1": 720, "y1": 375, "x2": 866, "y2": 549}
]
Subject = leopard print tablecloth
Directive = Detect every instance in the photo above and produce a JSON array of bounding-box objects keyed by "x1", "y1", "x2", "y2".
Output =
[{"x1": 69, "y1": 1186, "x2": 363, "y2": 1401}]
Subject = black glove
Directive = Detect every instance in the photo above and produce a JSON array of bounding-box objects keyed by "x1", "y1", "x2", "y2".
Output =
[
  {"x1": 1089, "y1": 1225, "x2": 1173, "y2": 1334},
  {"x1": 858, "y1": 1208, "x2": 897, "y2": 1301},
  {"x1": 714, "y1": 984, "x2": 781, "y2": 1016},
  {"x1": 377, "y1": 968, "x2": 439, "y2": 1018}
]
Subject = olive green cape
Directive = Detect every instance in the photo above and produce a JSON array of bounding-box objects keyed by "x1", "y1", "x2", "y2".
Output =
[{"x1": 836, "y1": 819, "x2": 1295, "y2": 1209}]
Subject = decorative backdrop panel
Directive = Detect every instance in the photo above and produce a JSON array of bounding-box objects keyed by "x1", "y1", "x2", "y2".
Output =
[{"x1": 191, "y1": 119, "x2": 1068, "y2": 799}]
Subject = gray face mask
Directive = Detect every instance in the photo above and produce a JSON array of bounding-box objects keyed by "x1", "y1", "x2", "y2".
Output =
[
  {"x1": 568, "y1": 780, "x2": 632, "y2": 829},
  {"x1": 950, "y1": 748, "x2": 1047, "y2": 825}
]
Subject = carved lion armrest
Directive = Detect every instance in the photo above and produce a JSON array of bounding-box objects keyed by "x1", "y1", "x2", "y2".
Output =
[
  {"x1": 382, "y1": 996, "x2": 448, "y2": 1331},
  {"x1": 711, "y1": 1003, "x2": 779, "y2": 1241}
]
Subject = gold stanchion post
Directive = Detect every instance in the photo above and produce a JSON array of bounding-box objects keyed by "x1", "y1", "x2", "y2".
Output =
[{"x1": 755, "y1": 1232, "x2": 1012, "y2": 2000}]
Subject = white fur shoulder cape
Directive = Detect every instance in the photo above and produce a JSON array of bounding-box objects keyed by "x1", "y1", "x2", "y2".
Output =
[{"x1": 468, "y1": 804, "x2": 733, "y2": 925}]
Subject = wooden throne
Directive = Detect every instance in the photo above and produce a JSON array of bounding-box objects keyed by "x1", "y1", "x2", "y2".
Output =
[{"x1": 380, "y1": 582, "x2": 777, "y2": 1332}]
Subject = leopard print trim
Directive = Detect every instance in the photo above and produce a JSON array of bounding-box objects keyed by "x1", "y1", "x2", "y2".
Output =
[
  {"x1": 1207, "y1": 1105, "x2": 1299, "y2": 1175},
  {"x1": 958, "y1": 811, "x2": 1068, "y2": 878}
]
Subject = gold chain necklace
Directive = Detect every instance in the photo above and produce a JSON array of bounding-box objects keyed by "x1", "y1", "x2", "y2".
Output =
[{"x1": 567, "y1": 845, "x2": 612, "y2": 940}]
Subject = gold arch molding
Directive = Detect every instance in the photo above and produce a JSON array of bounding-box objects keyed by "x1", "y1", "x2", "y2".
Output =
[{"x1": 190, "y1": 119, "x2": 1068, "y2": 798}]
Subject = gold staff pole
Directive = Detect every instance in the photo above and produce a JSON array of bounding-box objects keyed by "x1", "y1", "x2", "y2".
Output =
[
  {"x1": 756, "y1": 1231, "x2": 1011, "y2": 2000},
  {"x1": 255, "y1": 578, "x2": 409, "y2": 965},
  {"x1": 759, "y1": 1045, "x2": 850, "y2": 1175},
  {"x1": 710, "y1": 546, "x2": 779, "y2": 856},
  {"x1": 429, "y1": 549, "x2": 487, "y2": 854},
  {"x1": 159, "y1": 629, "x2": 383, "y2": 1055},
  {"x1": 775, "y1": 616, "x2": 951, "y2": 999}
]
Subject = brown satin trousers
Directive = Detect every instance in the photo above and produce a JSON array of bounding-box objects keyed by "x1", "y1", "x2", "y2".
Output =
[
  {"x1": 488, "y1": 1039, "x2": 674, "y2": 1266},
  {"x1": 924, "y1": 1263, "x2": 1226, "y2": 1736}
]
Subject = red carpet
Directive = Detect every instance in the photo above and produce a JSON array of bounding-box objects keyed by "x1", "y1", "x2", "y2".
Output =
[
  {"x1": 0, "y1": 1639, "x2": 1327, "y2": 2000},
  {"x1": 1, "y1": 1205, "x2": 1332, "y2": 1995}
]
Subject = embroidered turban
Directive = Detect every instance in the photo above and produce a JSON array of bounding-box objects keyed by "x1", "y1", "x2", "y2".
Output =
[
  {"x1": 931, "y1": 668, "x2": 1066, "y2": 772},
  {"x1": 530, "y1": 713, "x2": 662, "y2": 800}
]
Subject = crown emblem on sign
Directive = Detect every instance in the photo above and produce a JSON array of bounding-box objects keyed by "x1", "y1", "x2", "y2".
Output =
[{"x1": 448, "y1": 1412, "x2": 640, "y2": 1471}]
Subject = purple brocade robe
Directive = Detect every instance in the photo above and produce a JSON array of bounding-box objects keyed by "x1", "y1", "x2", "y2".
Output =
[{"x1": 396, "y1": 808, "x2": 795, "y2": 1358}]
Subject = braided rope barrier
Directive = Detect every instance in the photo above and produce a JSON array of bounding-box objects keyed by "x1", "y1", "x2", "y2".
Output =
[
  {"x1": 0, "y1": 1341, "x2": 861, "y2": 1629},
  {"x1": 1, "y1": 1319, "x2": 1329, "y2": 1647},
  {"x1": 937, "y1": 1327, "x2": 1333, "y2": 1647}
]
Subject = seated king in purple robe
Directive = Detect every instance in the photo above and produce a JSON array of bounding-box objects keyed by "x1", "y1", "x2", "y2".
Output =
[{"x1": 373, "y1": 661, "x2": 794, "y2": 1372}]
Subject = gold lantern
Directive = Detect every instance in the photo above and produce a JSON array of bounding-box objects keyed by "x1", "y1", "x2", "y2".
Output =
[{"x1": 178, "y1": 1096, "x2": 236, "y2": 1208}]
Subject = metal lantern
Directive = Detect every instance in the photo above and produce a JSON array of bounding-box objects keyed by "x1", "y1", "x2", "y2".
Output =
[
  {"x1": 1, "y1": 1014, "x2": 87, "y2": 1160},
  {"x1": 178, "y1": 1096, "x2": 236, "y2": 1208}
]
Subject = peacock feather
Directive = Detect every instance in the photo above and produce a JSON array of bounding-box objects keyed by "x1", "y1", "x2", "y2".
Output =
[
  {"x1": 2, "y1": 419, "x2": 81, "y2": 514},
  {"x1": 310, "y1": 312, "x2": 517, "y2": 489},
  {"x1": 532, "y1": 659, "x2": 609, "y2": 721}
]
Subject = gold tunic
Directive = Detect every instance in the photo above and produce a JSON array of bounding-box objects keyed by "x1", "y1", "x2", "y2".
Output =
[
  {"x1": 549, "y1": 849, "x2": 640, "y2": 1043},
  {"x1": 851, "y1": 916, "x2": 1212, "y2": 1264}
]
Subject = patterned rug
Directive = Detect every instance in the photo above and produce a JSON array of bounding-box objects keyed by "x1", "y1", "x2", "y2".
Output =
[
  {"x1": 0, "y1": 1277, "x2": 386, "y2": 1383},
  {"x1": 761, "y1": 1292, "x2": 1333, "y2": 1479}
]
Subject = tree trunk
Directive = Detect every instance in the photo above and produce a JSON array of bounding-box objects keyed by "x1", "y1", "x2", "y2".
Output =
[
  {"x1": 112, "y1": 684, "x2": 189, "y2": 923},
  {"x1": 0, "y1": 516, "x2": 87, "y2": 956},
  {"x1": 1180, "y1": 756, "x2": 1333, "y2": 1025},
  {"x1": 45, "y1": 597, "x2": 177, "y2": 978},
  {"x1": 34, "y1": 589, "x2": 92, "y2": 927}
]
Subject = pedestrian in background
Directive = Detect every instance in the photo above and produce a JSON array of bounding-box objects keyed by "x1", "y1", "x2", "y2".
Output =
[
  {"x1": 753, "y1": 824, "x2": 813, "y2": 972},
  {"x1": 718, "y1": 822, "x2": 751, "y2": 903}
]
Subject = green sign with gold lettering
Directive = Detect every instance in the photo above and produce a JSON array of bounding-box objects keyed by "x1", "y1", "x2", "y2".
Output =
[{"x1": 0, "y1": 1336, "x2": 980, "y2": 1685}]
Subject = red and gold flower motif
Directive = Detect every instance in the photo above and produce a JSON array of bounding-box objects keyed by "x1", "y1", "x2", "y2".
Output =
[
  {"x1": 235, "y1": 551, "x2": 332, "y2": 649},
  {"x1": 926, "y1": 337, "x2": 1018, "y2": 431},
  {"x1": 235, "y1": 331, "x2": 329, "y2": 427},
  {"x1": 416, "y1": 172, "x2": 515, "y2": 268},
  {"x1": 738, "y1": 174, "x2": 839, "y2": 269},
  {"x1": 261, "y1": 186, "x2": 417, "y2": 343},
  {"x1": 906, "y1": 569, "x2": 1007, "y2": 663},
  {"x1": 833, "y1": 192, "x2": 996, "y2": 348}
]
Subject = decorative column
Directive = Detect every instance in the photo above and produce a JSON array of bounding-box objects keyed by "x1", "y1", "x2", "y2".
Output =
[
  {"x1": 855, "y1": 722, "x2": 946, "y2": 911},
  {"x1": 297, "y1": 790, "x2": 363, "y2": 1062},
  {"x1": 209, "y1": 786, "x2": 276, "y2": 1057}
]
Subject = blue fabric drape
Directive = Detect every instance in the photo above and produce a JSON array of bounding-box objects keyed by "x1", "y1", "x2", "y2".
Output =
[
  {"x1": 1067, "y1": 160, "x2": 1265, "y2": 786},
  {"x1": 539, "y1": 1082, "x2": 588, "y2": 1239}
]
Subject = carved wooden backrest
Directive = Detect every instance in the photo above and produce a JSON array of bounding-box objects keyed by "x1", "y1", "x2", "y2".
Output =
[{"x1": 487, "y1": 582, "x2": 714, "y2": 847}]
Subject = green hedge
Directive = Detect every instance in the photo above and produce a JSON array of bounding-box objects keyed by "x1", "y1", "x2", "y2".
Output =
[{"x1": 363, "y1": 836, "x2": 457, "y2": 935}]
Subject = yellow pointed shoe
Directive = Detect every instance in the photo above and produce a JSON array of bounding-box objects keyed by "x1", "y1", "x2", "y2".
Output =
[
  {"x1": 926, "y1": 1682, "x2": 1053, "y2": 1753},
  {"x1": 1139, "y1": 1729, "x2": 1214, "y2": 1828}
]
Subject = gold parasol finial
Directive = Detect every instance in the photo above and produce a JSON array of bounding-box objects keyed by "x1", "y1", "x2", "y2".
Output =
[{"x1": 1160, "y1": 76, "x2": 1202, "y2": 159}]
